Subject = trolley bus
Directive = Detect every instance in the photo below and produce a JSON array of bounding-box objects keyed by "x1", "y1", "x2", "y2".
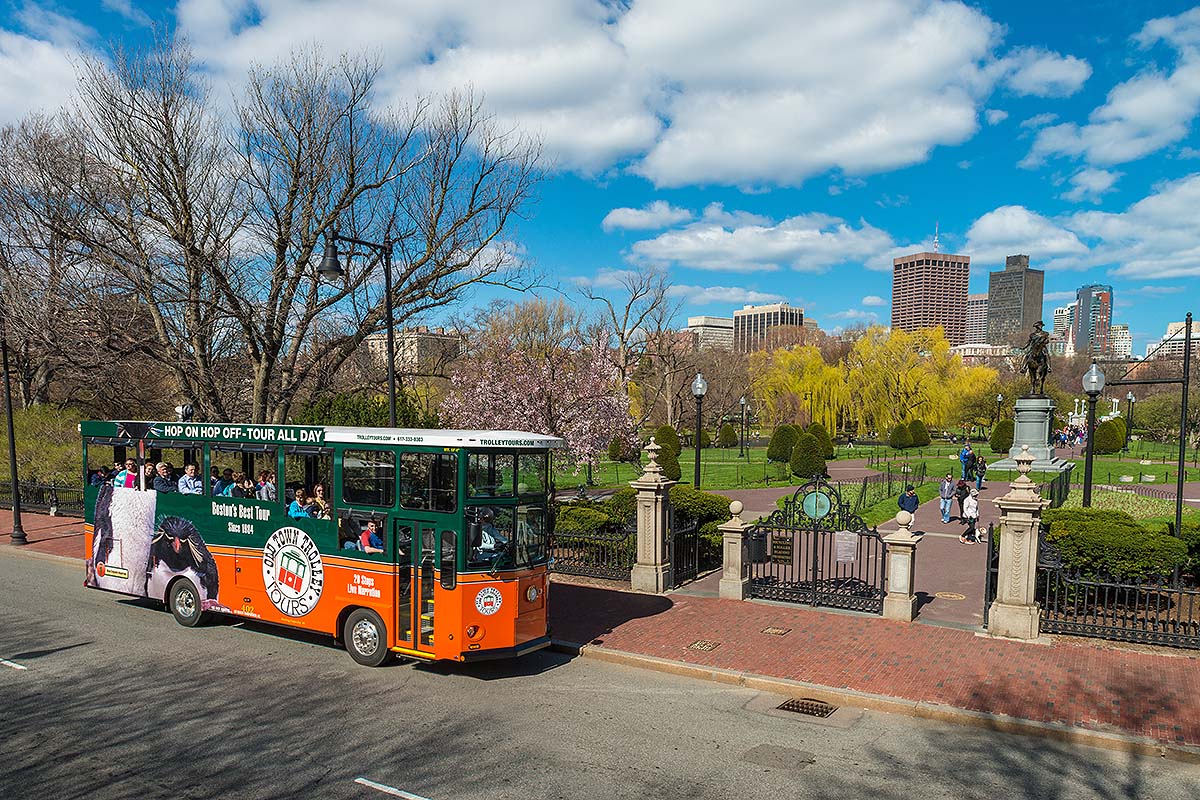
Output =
[{"x1": 81, "y1": 420, "x2": 562, "y2": 666}]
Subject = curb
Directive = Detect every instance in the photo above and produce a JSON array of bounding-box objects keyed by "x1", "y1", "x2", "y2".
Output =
[
  {"x1": 551, "y1": 640, "x2": 1200, "y2": 765},
  {"x1": 0, "y1": 544, "x2": 82, "y2": 567}
]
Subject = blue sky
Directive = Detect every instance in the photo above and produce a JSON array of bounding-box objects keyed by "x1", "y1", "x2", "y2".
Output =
[{"x1": 3, "y1": 1, "x2": 1200, "y2": 354}]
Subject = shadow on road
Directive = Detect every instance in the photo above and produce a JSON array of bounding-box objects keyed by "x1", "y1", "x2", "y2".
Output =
[{"x1": 549, "y1": 581, "x2": 673, "y2": 646}]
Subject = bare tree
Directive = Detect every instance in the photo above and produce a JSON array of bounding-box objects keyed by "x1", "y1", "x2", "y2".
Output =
[{"x1": 23, "y1": 38, "x2": 540, "y2": 423}]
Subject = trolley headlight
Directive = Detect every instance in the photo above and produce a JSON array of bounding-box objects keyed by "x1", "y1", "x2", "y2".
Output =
[{"x1": 525, "y1": 586, "x2": 539, "y2": 603}]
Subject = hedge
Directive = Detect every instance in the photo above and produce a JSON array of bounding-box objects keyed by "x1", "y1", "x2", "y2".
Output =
[
  {"x1": 1042, "y1": 507, "x2": 1188, "y2": 579},
  {"x1": 907, "y1": 419, "x2": 932, "y2": 448},
  {"x1": 888, "y1": 423, "x2": 913, "y2": 450},
  {"x1": 790, "y1": 432, "x2": 826, "y2": 479},
  {"x1": 669, "y1": 484, "x2": 733, "y2": 525},
  {"x1": 1093, "y1": 419, "x2": 1124, "y2": 455},
  {"x1": 554, "y1": 506, "x2": 613, "y2": 534},
  {"x1": 717, "y1": 423, "x2": 738, "y2": 448},
  {"x1": 806, "y1": 421, "x2": 835, "y2": 459},
  {"x1": 766, "y1": 424, "x2": 799, "y2": 463},
  {"x1": 989, "y1": 419, "x2": 1014, "y2": 455},
  {"x1": 657, "y1": 445, "x2": 682, "y2": 482},
  {"x1": 654, "y1": 425, "x2": 681, "y2": 457}
]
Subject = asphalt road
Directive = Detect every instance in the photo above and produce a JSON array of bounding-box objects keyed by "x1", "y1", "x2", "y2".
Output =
[{"x1": 2, "y1": 550, "x2": 1198, "y2": 800}]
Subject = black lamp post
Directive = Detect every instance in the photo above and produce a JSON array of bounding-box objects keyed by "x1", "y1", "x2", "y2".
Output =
[
  {"x1": 1123, "y1": 391, "x2": 1135, "y2": 452},
  {"x1": 1082, "y1": 361, "x2": 1105, "y2": 507},
  {"x1": 1, "y1": 314, "x2": 25, "y2": 546},
  {"x1": 994, "y1": 393, "x2": 1003, "y2": 435},
  {"x1": 690, "y1": 373, "x2": 708, "y2": 488},
  {"x1": 320, "y1": 232, "x2": 398, "y2": 427},
  {"x1": 738, "y1": 395, "x2": 746, "y2": 459}
]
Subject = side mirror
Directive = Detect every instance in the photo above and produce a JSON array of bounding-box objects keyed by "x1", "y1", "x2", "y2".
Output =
[
  {"x1": 467, "y1": 521, "x2": 482, "y2": 549},
  {"x1": 439, "y1": 530, "x2": 457, "y2": 590}
]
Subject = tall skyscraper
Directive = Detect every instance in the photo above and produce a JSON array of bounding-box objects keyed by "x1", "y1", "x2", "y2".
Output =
[
  {"x1": 684, "y1": 316, "x2": 733, "y2": 350},
  {"x1": 732, "y1": 302, "x2": 804, "y2": 352},
  {"x1": 1145, "y1": 320, "x2": 1199, "y2": 359},
  {"x1": 891, "y1": 251, "x2": 970, "y2": 344},
  {"x1": 1052, "y1": 303, "x2": 1075, "y2": 336},
  {"x1": 986, "y1": 254, "x2": 1044, "y2": 345},
  {"x1": 965, "y1": 294, "x2": 989, "y2": 344},
  {"x1": 1073, "y1": 284, "x2": 1113, "y2": 356}
]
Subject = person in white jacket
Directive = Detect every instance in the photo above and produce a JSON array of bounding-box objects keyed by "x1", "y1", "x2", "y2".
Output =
[{"x1": 960, "y1": 489, "x2": 980, "y2": 545}]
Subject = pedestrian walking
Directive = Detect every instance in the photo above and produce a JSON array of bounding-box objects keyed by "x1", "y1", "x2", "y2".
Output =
[
  {"x1": 960, "y1": 488, "x2": 980, "y2": 544},
  {"x1": 959, "y1": 444, "x2": 973, "y2": 479},
  {"x1": 954, "y1": 479, "x2": 969, "y2": 521},
  {"x1": 898, "y1": 484, "x2": 919, "y2": 523},
  {"x1": 974, "y1": 455, "x2": 987, "y2": 491},
  {"x1": 938, "y1": 473, "x2": 955, "y2": 523}
]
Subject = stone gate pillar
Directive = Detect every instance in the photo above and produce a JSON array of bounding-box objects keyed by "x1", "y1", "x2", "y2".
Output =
[
  {"x1": 882, "y1": 511, "x2": 919, "y2": 621},
  {"x1": 630, "y1": 438, "x2": 676, "y2": 593},
  {"x1": 988, "y1": 445, "x2": 1050, "y2": 640},
  {"x1": 718, "y1": 501, "x2": 750, "y2": 600}
]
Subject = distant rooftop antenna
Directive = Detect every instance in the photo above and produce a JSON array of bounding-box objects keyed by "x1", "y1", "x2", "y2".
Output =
[{"x1": 932, "y1": 221, "x2": 940, "y2": 253}]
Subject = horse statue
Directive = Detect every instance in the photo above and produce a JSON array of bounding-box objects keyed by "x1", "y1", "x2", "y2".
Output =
[{"x1": 1021, "y1": 321, "x2": 1051, "y2": 396}]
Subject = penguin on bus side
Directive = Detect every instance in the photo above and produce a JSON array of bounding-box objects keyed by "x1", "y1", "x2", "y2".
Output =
[{"x1": 145, "y1": 516, "x2": 221, "y2": 608}]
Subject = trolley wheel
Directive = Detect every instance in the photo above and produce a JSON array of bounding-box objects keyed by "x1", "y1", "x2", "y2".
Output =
[
  {"x1": 344, "y1": 609, "x2": 391, "y2": 667},
  {"x1": 168, "y1": 578, "x2": 206, "y2": 628}
]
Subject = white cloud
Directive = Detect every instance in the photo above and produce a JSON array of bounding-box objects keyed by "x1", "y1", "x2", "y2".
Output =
[
  {"x1": 669, "y1": 284, "x2": 786, "y2": 306},
  {"x1": 1002, "y1": 48, "x2": 1091, "y2": 97},
  {"x1": 985, "y1": 109, "x2": 1008, "y2": 125},
  {"x1": 829, "y1": 308, "x2": 880, "y2": 321},
  {"x1": 1025, "y1": 8, "x2": 1200, "y2": 167},
  {"x1": 1061, "y1": 168, "x2": 1121, "y2": 203},
  {"x1": 966, "y1": 173, "x2": 1200, "y2": 278},
  {"x1": 174, "y1": 0, "x2": 1028, "y2": 185},
  {"x1": 0, "y1": 30, "x2": 83, "y2": 126},
  {"x1": 601, "y1": 201, "x2": 693, "y2": 232},
  {"x1": 1043, "y1": 290, "x2": 1077, "y2": 302},
  {"x1": 861, "y1": 295, "x2": 886, "y2": 306},
  {"x1": 1020, "y1": 112, "x2": 1058, "y2": 129},
  {"x1": 101, "y1": 0, "x2": 153, "y2": 27},
  {"x1": 629, "y1": 209, "x2": 894, "y2": 273}
]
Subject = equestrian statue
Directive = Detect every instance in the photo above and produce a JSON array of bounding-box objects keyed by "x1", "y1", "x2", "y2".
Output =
[{"x1": 1021, "y1": 320, "x2": 1051, "y2": 396}]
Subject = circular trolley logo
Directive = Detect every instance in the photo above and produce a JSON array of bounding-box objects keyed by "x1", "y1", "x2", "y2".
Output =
[
  {"x1": 474, "y1": 587, "x2": 503, "y2": 616},
  {"x1": 262, "y1": 526, "x2": 325, "y2": 617}
]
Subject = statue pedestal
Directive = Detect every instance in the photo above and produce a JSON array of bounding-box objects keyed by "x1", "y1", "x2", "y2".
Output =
[{"x1": 990, "y1": 396, "x2": 1073, "y2": 473}]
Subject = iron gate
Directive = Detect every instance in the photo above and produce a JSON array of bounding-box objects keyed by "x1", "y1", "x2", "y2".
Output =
[
  {"x1": 746, "y1": 477, "x2": 887, "y2": 614},
  {"x1": 669, "y1": 514, "x2": 701, "y2": 588}
]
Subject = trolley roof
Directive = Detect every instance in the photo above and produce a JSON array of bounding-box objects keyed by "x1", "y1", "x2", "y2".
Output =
[{"x1": 80, "y1": 420, "x2": 564, "y2": 450}]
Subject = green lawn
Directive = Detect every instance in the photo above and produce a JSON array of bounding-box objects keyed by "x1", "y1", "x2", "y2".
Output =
[
  {"x1": 1058, "y1": 489, "x2": 1200, "y2": 527},
  {"x1": 555, "y1": 445, "x2": 794, "y2": 491}
]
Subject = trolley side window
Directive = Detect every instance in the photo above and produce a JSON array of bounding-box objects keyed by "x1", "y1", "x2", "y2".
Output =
[
  {"x1": 467, "y1": 452, "x2": 514, "y2": 498},
  {"x1": 517, "y1": 452, "x2": 548, "y2": 496},
  {"x1": 399, "y1": 452, "x2": 458, "y2": 513},
  {"x1": 342, "y1": 449, "x2": 396, "y2": 508}
]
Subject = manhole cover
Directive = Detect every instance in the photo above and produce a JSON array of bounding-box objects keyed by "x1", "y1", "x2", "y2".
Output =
[
  {"x1": 777, "y1": 698, "x2": 837, "y2": 718},
  {"x1": 761, "y1": 626, "x2": 791, "y2": 636},
  {"x1": 934, "y1": 591, "x2": 967, "y2": 600},
  {"x1": 687, "y1": 639, "x2": 721, "y2": 651}
]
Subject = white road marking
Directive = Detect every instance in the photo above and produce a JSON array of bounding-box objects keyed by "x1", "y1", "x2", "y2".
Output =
[
  {"x1": 354, "y1": 778, "x2": 433, "y2": 799},
  {"x1": 0, "y1": 658, "x2": 28, "y2": 671}
]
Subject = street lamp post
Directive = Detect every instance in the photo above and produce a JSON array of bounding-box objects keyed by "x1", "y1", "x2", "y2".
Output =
[
  {"x1": 1, "y1": 315, "x2": 25, "y2": 545},
  {"x1": 1123, "y1": 391, "x2": 1135, "y2": 452},
  {"x1": 690, "y1": 373, "x2": 708, "y2": 488},
  {"x1": 320, "y1": 232, "x2": 398, "y2": 427},
  {"x1": 1082, "y1": 361, "x2": 1106, "y2": 507},
  {"x1": 994, "y1": 393, "x2": 1003, "y2": 434},
  {"x1": 738, "y1": 395, "x2": 746, "y2": 459}
]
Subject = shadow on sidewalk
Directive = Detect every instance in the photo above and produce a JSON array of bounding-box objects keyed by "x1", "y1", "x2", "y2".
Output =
[
  {"x1": 805, "y1": 671, "x2": 1183, "y2": 799},
  {"x1": 550, "y1": 582, "x2": 673, "y2": 646}
]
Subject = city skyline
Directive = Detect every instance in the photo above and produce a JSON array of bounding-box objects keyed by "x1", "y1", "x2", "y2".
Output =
[{"x1": 1, "y1": 3, "x2": 1198, "y2": 354}]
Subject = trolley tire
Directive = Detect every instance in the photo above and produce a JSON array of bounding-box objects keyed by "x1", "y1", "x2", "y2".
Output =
[
  {"x1": 344, "y1": 608, "x2": 391, "y2": 667},
  {"x1": 168, "y1": 578, "x2": 206, "y2": 628}
]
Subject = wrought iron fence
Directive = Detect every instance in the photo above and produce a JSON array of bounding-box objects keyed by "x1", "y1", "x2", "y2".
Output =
[
  {"x1": 549, "y1": 521, "x2": 635, "y2": 581},
  {"x1": 0, "y1": 482, "x2": 86, "y2": 517},
  {"x1": 846, "y1": 462, "x2": 928, "y2": 513},
  {"x1": 669, "y1": 517, "x2": 702, "y2": 588},
  {"x1": 981, "y1": 523, "x2": 998, "y2": 627},
  {"x1": 1039, "y1": 469, "x2": 1072, "y2": 508}
]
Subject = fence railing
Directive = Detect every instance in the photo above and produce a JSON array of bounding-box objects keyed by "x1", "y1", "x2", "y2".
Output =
[
  {"x1": 845, "y1": 463, "x2": 929, "y2": 513},
  {"x1": 0, "y1": 482, "x2": 86, "y2": 517},
  {"x1": 669, "y1": 517, "x2": 704, "y2": 588},
  {"x1": 1039, "y1": 469, "x2": 1071, "y2": 508},
  {"x1": 549, "y1": 522, "x2": 635, "y2": 582}
]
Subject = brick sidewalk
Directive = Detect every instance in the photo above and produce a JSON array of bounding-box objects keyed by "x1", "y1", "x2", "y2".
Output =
[
  {"x1": 550, "y1": 580, "x2": 1200, "y2": 750},
  {"x1": 0, "y1": 510, "x2": 84, "y2": 559}
]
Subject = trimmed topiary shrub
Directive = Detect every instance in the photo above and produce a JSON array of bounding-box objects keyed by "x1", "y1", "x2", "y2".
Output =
[
  {"x1": 1093, "y1": 419, "x2": 1124, "y2": 455},
  {"x1": 554, "y1": 506, "x2": 612, "y2": 534},
  {"x1": 657, "y1": 444, "x2": 682, "y2": 482},
  {"x1": 766, "y1": 424, "x2": 799, "y2": 463},
  {"x1": 790, "y1": 432, "x2": 826, "y2": 478},
  {"x1": 1042, "y1": 507, "x2": 1188, "y2": 579},
  {"x1": 990, "y1": 418, "x2": 1015, "y2": 455},
  {"x1": 888, "y1": 423, "x2": 913, "y2": 450},
  {"x1": 669, "y1": 484, "x2": 733, "y2": 525},
  {"x1": 806, "y1": 421, "x2": 835, "y2": 459},
  {"x1": 1170, "y1": 521, "x2": 1200, "y2": 580},
  {"x1": 1109, "y1": 416, "x2": 1127, "y2": 445},
  {"x1": 717, "y1": 423, "x2": 738, "y2": 448},
  {"x1": 907, "y1": 419, "x2": 931, "y2": 448},
  {"x1": 654, "y1": 425, "x2": 681, "y2": 457},
  {"x1": 607, "y1": 436, "x2": 626, "y2": 462},
  {"x1": 697, "y1": 429, "x2": 712, "y2": 449},
  {"x1": 604, "y1": 487, "x2": 637, "y2": 523}
]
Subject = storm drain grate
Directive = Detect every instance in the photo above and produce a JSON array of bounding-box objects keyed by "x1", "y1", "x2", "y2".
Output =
[
  {"x1": 777, "y1": 698, "x2": 838, "y2": 718},
  {"x1": 761, "y1": 626, "x2": 791, "y2": 636},
  {"x1": 687, "y1": 639, "x2": 721, "y2": 652}
]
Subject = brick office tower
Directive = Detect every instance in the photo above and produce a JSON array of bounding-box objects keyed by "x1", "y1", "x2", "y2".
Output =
[
  {"x1": 986, "y1": 254, "x2": 1044, "y2": 346},
  {"x1": 891, "y1": 251, "x2": 970, "y2": 344}
]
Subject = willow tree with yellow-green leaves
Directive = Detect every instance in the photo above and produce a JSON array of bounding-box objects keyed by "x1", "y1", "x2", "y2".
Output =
[{"x1": 749, "y1": 346, "x2": 846, "y2": 433}]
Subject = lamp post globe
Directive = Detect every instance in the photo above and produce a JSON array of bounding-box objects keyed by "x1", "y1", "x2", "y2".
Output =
[
  {"x1": 1081, "y1": 361, "x2": 1105, "y2": 507},
  {"x1": 691, "y1": 373, "x2": 707, "y2": 487},
  {"x1": 317, "y1": 240, "x2": 344, "y2": 282}
]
